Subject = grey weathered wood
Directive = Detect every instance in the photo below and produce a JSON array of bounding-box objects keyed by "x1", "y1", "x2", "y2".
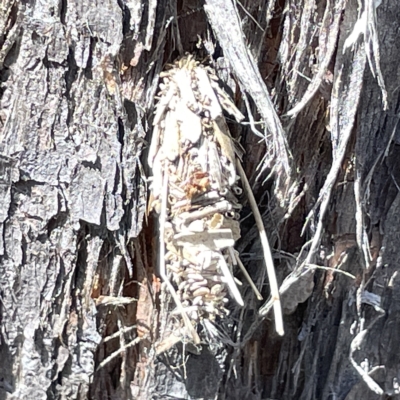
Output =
[
  {"x1": 1, "y1": 0, "x2": 400, "y2": 399},
  {"x1": 0, "y1": 0, "x2": 154, "y2": 398}
]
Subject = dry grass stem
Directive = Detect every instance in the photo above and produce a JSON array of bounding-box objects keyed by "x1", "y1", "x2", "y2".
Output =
[{"x1": 236, "y1": 159, "x2": 284, "y2": 336}]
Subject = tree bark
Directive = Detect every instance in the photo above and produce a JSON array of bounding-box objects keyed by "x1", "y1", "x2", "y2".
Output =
[{"x1": 1, "y1": 0, "x2": 399, "y2": 399}]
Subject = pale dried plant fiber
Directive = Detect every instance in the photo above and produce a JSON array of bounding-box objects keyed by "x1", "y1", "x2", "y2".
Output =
[{"x1": 149, "y1": 55, "x2": 283, "y2": 350}]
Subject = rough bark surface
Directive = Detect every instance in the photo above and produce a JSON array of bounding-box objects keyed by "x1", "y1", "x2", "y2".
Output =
[{"x1": 0, "y1": 0, "x2": 399, "y2": 399}]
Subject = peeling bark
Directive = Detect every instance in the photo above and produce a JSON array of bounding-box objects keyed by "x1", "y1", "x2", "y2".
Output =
[{"x1": 1, "y1": 0, "x2": 400, "y2": 399}]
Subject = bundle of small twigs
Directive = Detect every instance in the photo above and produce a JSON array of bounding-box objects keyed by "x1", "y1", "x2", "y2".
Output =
[{"x1": 148, "y1": 55, "x2": 282, "y2": 348}]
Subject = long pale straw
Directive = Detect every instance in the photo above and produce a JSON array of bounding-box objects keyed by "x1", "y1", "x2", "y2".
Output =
[{"x1": 236, "y1": 159, "x2": 284, "y2": 336}]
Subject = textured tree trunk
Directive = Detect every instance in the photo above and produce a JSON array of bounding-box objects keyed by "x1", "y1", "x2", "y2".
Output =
[{"x1": 1, "y1": 0, "x2": 399, "y2": 399}]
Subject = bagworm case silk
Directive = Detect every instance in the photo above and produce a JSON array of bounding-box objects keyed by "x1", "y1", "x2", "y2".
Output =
[{"x1": 149, "y1": 55, "x2": 247, "y2": 346}]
